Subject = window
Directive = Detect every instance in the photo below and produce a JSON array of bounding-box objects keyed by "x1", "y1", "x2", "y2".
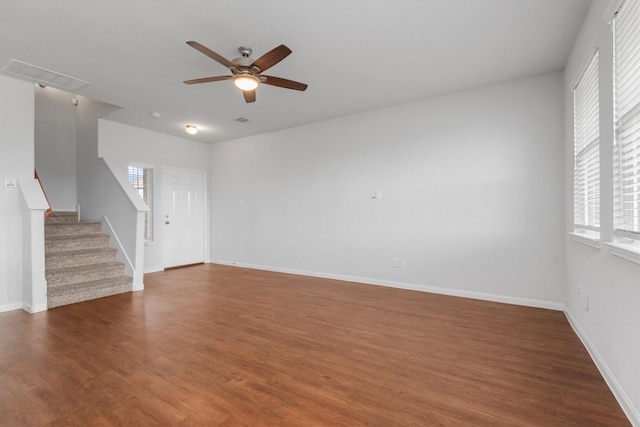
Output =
[
  {"x1": 573, "y1": 50, "x2": 600, "y2": 232},
  {"x1": 613, "y1": 0, "x2": 640, "y2": 241},
  {"x1": 128, "y1": 164, "x2": 154, "y2": 242}
]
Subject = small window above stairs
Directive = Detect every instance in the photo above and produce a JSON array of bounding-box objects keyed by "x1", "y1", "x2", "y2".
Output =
[{"x1": 45, "y1": 212, "x2": 132, "y2": 308}]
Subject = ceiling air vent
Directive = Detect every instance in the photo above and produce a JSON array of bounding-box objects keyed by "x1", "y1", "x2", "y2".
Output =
[{"x1": 1, "y1": 58, "x2": 90, "y2": 92}]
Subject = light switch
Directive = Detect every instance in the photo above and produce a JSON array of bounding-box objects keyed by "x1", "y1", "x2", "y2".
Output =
[{"x1": 4, "y1": 178, "x2": 16, "y2": 188}]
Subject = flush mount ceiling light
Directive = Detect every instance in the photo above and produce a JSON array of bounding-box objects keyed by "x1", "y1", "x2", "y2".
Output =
[
  {"x1": 233, "y1": 74, "x2": 260, "y2": 91},
  {"x1": 185, "y1": 124, "x2": 198, "y2": 135}
]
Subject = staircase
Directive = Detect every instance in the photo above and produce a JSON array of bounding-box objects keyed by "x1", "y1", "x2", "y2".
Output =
[{"x1": 45, "y1": 211, "x2": 132, "y2": 308}]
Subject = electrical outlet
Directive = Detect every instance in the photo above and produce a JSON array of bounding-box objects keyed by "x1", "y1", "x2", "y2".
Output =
[
  {"x1": 578, "y1": 286, "x2": 582, "y2": 299},
  {"x1": 392, "y1": 258, "x2": 405, "y2": 268},
  {"x1": 239, "y1": 244, "x2": 244, "y2": 253}
]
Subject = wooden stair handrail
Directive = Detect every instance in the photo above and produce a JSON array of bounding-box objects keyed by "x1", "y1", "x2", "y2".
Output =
[{"x1": 34, "y1": 170, "x2": 53, "y2": 218}]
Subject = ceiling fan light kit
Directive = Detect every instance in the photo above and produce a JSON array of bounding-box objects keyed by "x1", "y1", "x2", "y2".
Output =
[
  {"x1": 183, "y1": 41, "x2": 308, "y2": 103},
  {"x1": 233, "y1": 74, "x2": 260, "y2": 91}
]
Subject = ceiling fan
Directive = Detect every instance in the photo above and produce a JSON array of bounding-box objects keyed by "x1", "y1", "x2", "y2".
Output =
[{"x1": 183, "y1": 41, "x2": 308, "y2": 103}]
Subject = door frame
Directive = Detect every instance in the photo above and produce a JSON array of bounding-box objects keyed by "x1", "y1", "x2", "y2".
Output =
[{"x1": 161, "y1": 166, "x2": 208, "y2": 269}]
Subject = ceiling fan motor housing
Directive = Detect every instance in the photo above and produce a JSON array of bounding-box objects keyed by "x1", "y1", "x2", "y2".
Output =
[{"x1": 231, "y1": 55, "x2": 255, "y2": 74}]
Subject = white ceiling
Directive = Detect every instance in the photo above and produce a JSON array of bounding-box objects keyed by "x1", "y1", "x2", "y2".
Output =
[{"x1": 0, "y1": 0, "x2": 591, "y2": 144}]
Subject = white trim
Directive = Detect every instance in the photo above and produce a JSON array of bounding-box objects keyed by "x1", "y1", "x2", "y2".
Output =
[
  {"x1": 20, "y1": 179, "x2": 50, "y2": 210},
  {"x1": 160, "y1": 164, "x2": 206, "y2": 175},
  {"x1": 604, "y1": 0, "x2": 625, "y2": 24},
  {"x1": 102, "y1": 215, "x2": 141, "y2": 290},
  {"x1": 0, "y1": 302, "x2": 23, "y2": 313},
  {"x1": 565, "y1": 308, "x2": 640, "y2": 426},
  {"x1": 209, "y1": 260, "x2": 565, "y2": 311},
  {"x1": 568, "y1": 231, "x2": 602, "y2": 249},
  {"x1": 128, "y1": 161, "x2": 156, "y2": 170},
  {"x1": 22, "y1": 303, "x2": 47, "y2": 313},
  {"x1": 19, "y1": 181, "x2": 49, "y2": 314},
  {"x1": 570, "y1": 41, "x2": 600, "y2": 90},
  {"x1": 605, "y1": 242, "x2": 640, "y2": 264}
]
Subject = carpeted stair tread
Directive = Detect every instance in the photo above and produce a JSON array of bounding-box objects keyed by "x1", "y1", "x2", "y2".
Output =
[
  {"x1": 45, "y1": 234, "x2": 111, "y2": 252},
  {"x1": 47, "y1": 277, "x2": 132, "y2": 309},
  {"x1": 48, "y1": 211, "x2": 76, "y2": 216},
  {"x1": 45, "y1": 222, "x2": 103, "y2": 237},
  {"x1": 45, "y1": 212, "x2": 78, "y2": 225},
  {"x1": 45, "y1": 247, "x2": 117, "y2": 269},
  {"x1": 46, "y1": 262, "x2": 126, "y2": 287}
]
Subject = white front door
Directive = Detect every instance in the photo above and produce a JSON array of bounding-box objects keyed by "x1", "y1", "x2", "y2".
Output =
[{"x1": 162, "y1": 167, "x2": 205, "y2": 268}]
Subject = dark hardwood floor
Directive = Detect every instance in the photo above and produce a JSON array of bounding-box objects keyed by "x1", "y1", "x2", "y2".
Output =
[{"x1": 0, "y1": 264, "x2": 630, "y2": 426}]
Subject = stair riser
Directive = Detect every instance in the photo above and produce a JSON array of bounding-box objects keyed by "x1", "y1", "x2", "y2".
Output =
[
  {"x1": 46, "y1": 223, "x2": 103, "y2": 237},
  {"x1": 46, "y1": 250, "x2": 117, "y2": 269},
  {"x1": 45, "y1": 215, "x2": 78, "y2": 225},
  {"x1": 48, "y1": 276, "x2": 131, "y2": 296},
  {"x1": 46, "y1": 236, "x2": 111, "y2": 252},
  {"x1": 47, "y1": 265, "x2": 125, "y2": 287},
  {"x1": 48, "y1": 283, "x2": 131, "y2": 309}
]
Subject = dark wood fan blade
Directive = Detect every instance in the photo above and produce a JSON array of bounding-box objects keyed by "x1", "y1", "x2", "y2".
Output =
[
  {"x1": 243, "y1": 89, "x2": 256, "y2": 103},
  {"x1": 186, "y1": 41, "x2": 235, "y2": 69},
  {"x1": 183, "y1": 76, "x2": 233, "y2": 84},
  {"x1": 252, "y1": 45, "x2": 292, "y2": 72},
  {"x1": 262, "y1": 75, "x2": 308, "y2": 91}
]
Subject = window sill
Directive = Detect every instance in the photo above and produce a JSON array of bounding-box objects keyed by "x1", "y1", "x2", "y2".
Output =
[
  {"x1": 605, "y1": 242, "x2": 640, "y2": 265},
  {"x1": 569, "y1": 231, "x2": 601, "y2": 249}
]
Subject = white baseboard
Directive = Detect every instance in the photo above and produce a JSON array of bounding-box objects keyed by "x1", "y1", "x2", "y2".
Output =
[
  {"x1": 0, "y1": 302, "x2": 23, "y2": 313},
  {"x1": 22, "y1": 303, "x2": 47, "y2": 313},
  {"x1": 208, "y1": 260, "x2": 565, "y2": 311},
  {"x1": 564, "y1": 309, "x2": 640, "y2": 426}
]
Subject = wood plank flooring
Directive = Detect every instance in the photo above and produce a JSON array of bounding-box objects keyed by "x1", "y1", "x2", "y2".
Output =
[{"x1": 0, "y1": 263, "x2": 630, "y2": 426}]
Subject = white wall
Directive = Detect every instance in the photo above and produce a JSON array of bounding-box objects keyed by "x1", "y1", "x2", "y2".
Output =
[
  {"x1": 34, "y1": 86, "x2": 77, "y2": 211},
  {"x1": 210, "y1": 71, "x2": 565, "y2": 308},
  {"x1": 98, "y1": 120, "x2": 211, "y2": 273},
  {"x1": 75, "y1": 95, "x2": 120, "y2": 222},
  {"x1": 0, "y1": 75, "x2": 35, "y2": 311},
  {"x1": 564, "y1": 0, "x2": 640, "y2": 423}
]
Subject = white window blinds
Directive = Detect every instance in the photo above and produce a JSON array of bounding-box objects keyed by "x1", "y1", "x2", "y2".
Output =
[
  {"x1": 574, "y1": 50, "x2": 600, "y2": 230},
  {"x1": 614, "y1": 0, "x2": 640, "y2": 238},
  {"x1": 128, "y1": 164, "x2": 154, "y2": 242}
]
